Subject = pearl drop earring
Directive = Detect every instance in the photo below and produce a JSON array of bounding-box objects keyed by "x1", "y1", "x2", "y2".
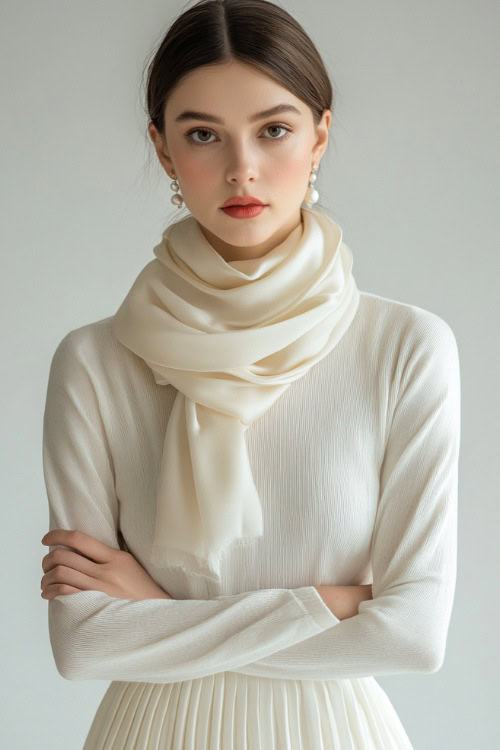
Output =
[
  {"x1": 169, "y1": 171, "x2": 184, "y2": 209},
  {"x1": 303, "y1": 163, "x2": 319, "y2": 207}
]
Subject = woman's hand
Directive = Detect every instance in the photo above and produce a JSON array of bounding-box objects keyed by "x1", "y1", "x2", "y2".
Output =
[
  {"x1": 40, "y1": 529, "x2": 172, "y2": 602},
  {"x1": 315, "y1": 584, "x2": 373, "y2": 620}
]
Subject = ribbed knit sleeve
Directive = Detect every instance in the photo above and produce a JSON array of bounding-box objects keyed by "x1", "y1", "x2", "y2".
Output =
[
  {"x1": 42, "y1": 333, "x2": 339, "y2": 683},
  {"x1": 233, "y1": 313, "x2": 461, "y2": 680}
]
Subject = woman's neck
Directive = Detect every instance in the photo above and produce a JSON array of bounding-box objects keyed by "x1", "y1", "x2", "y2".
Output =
[{"x1": 197, "y1": 209, "x2": 303, "y2": 263}]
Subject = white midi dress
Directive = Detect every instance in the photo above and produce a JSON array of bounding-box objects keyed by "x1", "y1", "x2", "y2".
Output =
[
  {"x1": 82, "y1": 673, "x2": 412, "y2": 749},
  {"x1": 42, "y1": 291, "x2": 461, "y2": 749}
]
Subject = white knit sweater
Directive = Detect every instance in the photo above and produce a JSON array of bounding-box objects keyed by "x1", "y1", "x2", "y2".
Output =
[{"x1": 41, "y1": 290, "x2": 461, "y2": 683}]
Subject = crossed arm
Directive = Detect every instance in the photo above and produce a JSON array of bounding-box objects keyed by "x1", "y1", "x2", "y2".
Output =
[
  {"x1": 40, "y1": 527, "x2": 372, "y2": 621},
  {"x1": 40, "y1": 313, "x2": 460, "y2": 682}
]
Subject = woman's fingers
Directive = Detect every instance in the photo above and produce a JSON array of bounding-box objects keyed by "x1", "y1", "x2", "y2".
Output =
[
  {"x1": 41, "y1": 584, "x2": 81, "y2": 598},
  {"x1": 40, "y1": 529, "x2": 121, "y2": 598},
  {"x1": 40, "y1": 564, "x2": 110, "y2": 599},
  {"x1": 40, "y1": 544, "x2": 113, "y2": 599},
  {"x1": 41, "y1": 547, "x2": 100, "y2": 594},
  {"x1": 41, "y1": 529, "x2": 117, "y2": 564},
  {"x1": 41, "y1": 546, "x2": 98, "y2": 577}
]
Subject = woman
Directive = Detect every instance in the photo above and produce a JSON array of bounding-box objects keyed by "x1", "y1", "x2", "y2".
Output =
[{"x1": 40, "y1": 1, "x2": 461, "y2": 747}]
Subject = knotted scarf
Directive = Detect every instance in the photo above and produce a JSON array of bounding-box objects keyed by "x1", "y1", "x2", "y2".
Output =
[{"x1": 111, "y1": 206, "x2": 360, "y2": 582}]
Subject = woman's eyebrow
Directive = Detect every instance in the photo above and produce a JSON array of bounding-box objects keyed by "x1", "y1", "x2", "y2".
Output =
[{"x1": 174, "y1": 103, "x2": 302, "y2": 124}]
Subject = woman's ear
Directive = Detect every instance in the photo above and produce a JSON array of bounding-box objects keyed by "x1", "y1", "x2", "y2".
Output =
[{"x1": 148, "y1": 122, "x2": 173, "y2": 176}]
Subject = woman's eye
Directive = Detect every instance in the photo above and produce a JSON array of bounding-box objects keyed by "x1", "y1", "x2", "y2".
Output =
[
  {"x1": 187, "y1": 129, "x2": 216, "y2": 145},
  {"x1": 263, "y1": 124, "x2": 292, "y2": 141},
  {"x1": 185, "y1": 123, "x2": 293, "y2": 145}
]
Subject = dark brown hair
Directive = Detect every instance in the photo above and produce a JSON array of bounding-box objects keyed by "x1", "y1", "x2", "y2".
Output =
[{"x1": 142, "y1": 0, "x2": 337, "y2": 214}]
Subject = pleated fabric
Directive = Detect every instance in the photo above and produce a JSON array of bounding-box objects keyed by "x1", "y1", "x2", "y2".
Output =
[{"x1": 82, "y1": 673, "x2": 413, "y2": 749}]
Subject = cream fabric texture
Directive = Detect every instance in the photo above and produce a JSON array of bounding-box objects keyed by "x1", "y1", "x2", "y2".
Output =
[
  {"x1": 41, "y1": 281, "x2": 460, "y2": 747},
  {"x1": 111, "y1": 207, "x2": 360, "y2": 582}
]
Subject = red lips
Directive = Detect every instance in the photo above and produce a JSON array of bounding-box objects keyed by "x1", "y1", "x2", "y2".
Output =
[{"x1": 221, "y1": 195, "x2": 266, "y2": 207}]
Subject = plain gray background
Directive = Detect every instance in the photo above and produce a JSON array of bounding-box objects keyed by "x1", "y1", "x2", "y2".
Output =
[{"x1": 1, "y1": 1, "x2": 498, "y2": 748}]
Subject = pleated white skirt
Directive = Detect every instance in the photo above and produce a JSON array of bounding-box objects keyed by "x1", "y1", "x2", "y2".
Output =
[{"x1": 82, "y1": 672, "x2": 413, "y2": 749}]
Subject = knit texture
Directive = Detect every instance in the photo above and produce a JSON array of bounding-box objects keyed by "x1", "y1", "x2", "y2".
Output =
[{"x1": 42, "y1": 290, "x2": 460, "y2": 685}]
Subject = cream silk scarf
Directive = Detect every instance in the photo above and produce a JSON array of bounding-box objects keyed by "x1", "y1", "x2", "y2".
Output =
[{"x1": 111, "y1": 206, "x2": 360, "y2": 582}]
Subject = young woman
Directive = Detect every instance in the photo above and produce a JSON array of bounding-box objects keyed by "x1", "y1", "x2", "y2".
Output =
[{"x1": 40, "y1": 1, "x2": 460, "y2": 747}]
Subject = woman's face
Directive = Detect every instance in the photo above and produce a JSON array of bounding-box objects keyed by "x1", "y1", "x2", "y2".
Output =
[{"x1": 149, "y1": 60, "x2": 330, "y2": 262}]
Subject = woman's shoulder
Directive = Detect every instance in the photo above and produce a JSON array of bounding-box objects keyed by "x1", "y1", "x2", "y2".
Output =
[
  {"x1": 51, "y1": 316, "x2": 116, "y2": 362},
  {"x1": 357, "y1": 289, "x2": 457, "y2": 345},
  {"x1": 48, "y1": 315, "x2": 146, "y2": 382}
]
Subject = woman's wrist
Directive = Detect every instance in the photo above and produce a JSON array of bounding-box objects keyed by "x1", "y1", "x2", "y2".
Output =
[{"x1": 314, "y1": 584, "x2": 372, "y2": 620}]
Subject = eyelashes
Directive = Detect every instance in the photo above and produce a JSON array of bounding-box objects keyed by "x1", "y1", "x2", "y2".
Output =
[{"x1": 185, "y1": 123, "x2": 293, "y2": 146}]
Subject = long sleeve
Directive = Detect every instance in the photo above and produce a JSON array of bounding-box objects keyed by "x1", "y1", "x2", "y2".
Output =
[
  {"x1": 41, "y1": 331, "x2": 339, "y2": 683},
  {"x1": 231, "y1": 312, "x2": 461, "y2": 680}
]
